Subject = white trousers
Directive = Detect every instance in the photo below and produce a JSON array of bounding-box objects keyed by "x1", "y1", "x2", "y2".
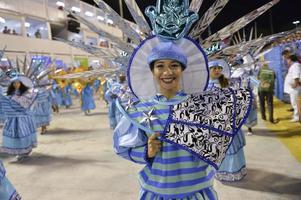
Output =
[{"x1": 290, "y1": 90, "x2": 300, "y2": 120}]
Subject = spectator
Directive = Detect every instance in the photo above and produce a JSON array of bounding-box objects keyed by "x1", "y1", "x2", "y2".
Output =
[
  {"x1": 12, "y1": 29, "x2": 17, "y2": 35},
  {"x1": 257, "y1": 63, "x2": 278, "y2": 123},
  {"x1": 35, "y1": 29, "x2": 41, "y2": 38},
  {"x1": 282, "y1": 49, "x2": 295, "y2": 110},
  {"x1": 2, "y1": 26, "x2": 8, "y2": 34},
  {"x1": 284, "y1": 55, "x2": 301, "y2": 122}
]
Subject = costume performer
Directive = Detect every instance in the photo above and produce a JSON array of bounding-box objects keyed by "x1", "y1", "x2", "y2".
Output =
[
  {"x1": 113, "y1": 1, "x2": 251, "y2": 198},
  {"x1": 207, "y1": 60, "x2": 248, "y2": 182},
  {"x1": 50, "y1": 81, "x2": 62, "y2": 114},
  {"x1": 0, "y1": 76, "x2": 38, "y2": 161},
  {"x1": 105, "y1": 75, "x2": 129, "y2": 129},
  {"x1": 31, "y1": 88, "x2": 52, "y2": 135},
  {"x1": 62, "y1": 83, "x2": 72, "y2": 109},
  {"x1": 81, "y1": 81, "x2": 96, "y2": 115}
]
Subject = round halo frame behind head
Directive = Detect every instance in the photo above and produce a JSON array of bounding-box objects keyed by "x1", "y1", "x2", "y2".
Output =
[{"x1": 127, "y1": 35, "x2": 209, "y2": 99}]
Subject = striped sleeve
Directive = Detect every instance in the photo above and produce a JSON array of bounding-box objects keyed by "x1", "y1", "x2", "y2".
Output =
[
  {"x1": 113, "y1": 116, "x2": 150, "y2": 164},
  {"x1": 129, "y1": 145, "x2": 150, "y2": 164}
]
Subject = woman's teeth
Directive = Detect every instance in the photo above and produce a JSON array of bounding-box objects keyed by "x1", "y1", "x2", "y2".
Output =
[{"x1": 162, "y1": 78, "x2": 174, "y2": 83}]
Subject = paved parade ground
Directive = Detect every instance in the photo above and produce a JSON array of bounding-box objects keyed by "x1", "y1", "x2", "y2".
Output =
[{"x1": 1, "y1": 98, "x2": 301, "y2": 200}]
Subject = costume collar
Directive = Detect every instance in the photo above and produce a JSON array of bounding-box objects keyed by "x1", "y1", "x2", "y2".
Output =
[{"x1": 153, "y1": 90, "x2": 187, "y2": 105}]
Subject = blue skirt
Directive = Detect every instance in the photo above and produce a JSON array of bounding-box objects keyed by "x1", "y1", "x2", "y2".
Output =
[
  {"x1": 2, "y1": 116, "x2": 37, "y2": 155},
  {"x1": 0, "y1": 177, "x2": 21, "y2": 200},
  {"x1": 0, "y1": 161, "x2": 21, "y2": 200},
  {"x1": 245, "y1": 105, "x2": 258, "y2": 128},
  {"x1": 215, "y1": 130, "x2": 247, "y2": 181}
]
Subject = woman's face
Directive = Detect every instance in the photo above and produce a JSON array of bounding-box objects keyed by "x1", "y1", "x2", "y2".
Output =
[
  {"x1": 286, "y1": 58, "x2": 293, "y2": 66},
  {"x1": 13, "y1": 81, "x2": 21, "y2": 90},
  {"x1": 152, "y1": 59, "x2": 183, "y2": 93},
  {"x1": 210, "y1": 66, "x2": 223, "y2": 80}
]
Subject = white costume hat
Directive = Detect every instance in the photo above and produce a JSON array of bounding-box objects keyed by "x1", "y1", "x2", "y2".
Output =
[
  {"x1": 11, "y1": 76, "x2": 34, "y2": 88},
  {"x1": 208, "y1": 59, "x2": 231, "y2": 78}
]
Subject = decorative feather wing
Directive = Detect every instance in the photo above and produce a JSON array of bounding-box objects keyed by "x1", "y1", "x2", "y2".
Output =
[
  {"x1": 202, "y1": 0, "x2": 280, "y2": 48},
  {"x1": 65, "y1": 10, "x2": 134, "y2": 54},
  {"x1": 189, "y1": 0, "x2": 229, "y2": 40},
  {"x1": 94, "y1": 0, "x2": 142, "y2": 44},
  {"x1": 124, "y1": 0, "x2": 151, "y2": 35},
  {"x1": 189, "y1": 0, "x2": 204, "y2": 13}
]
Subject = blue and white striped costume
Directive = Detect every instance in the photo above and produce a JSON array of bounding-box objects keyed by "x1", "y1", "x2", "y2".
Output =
[
  {"x1": 0, "y1": 161, "x2": 21, "y2": 200},
  {"x1": 207, "y1": 79, "x2": 247, "y2": 181},
  {"x1": 0, "y1": 91, "x2": 38, "y2": 155},
  {"x1": 31, "y1": 90, "x2": 52, "y2": 128},
  {"x1": 114, "y1": 92, "x2": 217, "y2": 200},
  {"x1": 81, "y1": 84, "x2": 95, "y2": 112}
]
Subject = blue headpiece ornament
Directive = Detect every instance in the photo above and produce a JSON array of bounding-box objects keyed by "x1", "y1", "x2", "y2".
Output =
[{"x1": 145, "y1": 0, "x2": 199, "y2": 40}]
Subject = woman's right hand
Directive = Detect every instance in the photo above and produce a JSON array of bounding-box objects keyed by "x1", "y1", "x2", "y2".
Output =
[{"x1": 147, "y1": 133, "x2": 161, "y2": 158}]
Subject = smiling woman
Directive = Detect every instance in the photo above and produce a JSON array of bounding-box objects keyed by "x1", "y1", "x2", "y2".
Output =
[
  {"x1": 151, "y1": 59, "x2": 183, "y2": 99},
  {"x1": 113, "y1": 37, "x2": 252, "y2": 199},
  {"x1": 148, "y1": 42, "x2": 186, "y2": 99},
  {"x1": 111, "y1": 0, "x2": 252, "y2": 199},
  {"x1": 113, "y1": 40, "x2": 220, "y2": 199}
]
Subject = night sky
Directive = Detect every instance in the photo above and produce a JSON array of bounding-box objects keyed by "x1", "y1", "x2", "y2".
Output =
[{"x1": 83, "y1": 0, "x2": 301, "y2": 37}]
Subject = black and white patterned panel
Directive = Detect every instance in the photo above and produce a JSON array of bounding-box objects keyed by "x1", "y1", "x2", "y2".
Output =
[
  {"x1": 172, "y1": 88, "x2": 235, "y2": 134},
  {"x1": 233, "y1": 88, "x2": 252, "y2": 129},
  {"x1": 165, "y1": 122, "x2": 232, "y2": 167}
]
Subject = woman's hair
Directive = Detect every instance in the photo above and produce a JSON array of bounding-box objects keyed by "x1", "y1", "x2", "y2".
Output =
[
  {"x1": 119, "y1": 75, "x2": 126, "y2": 83},
  {"x1": 218, "y1": 74, "x2": 229, "y2": 88},
  {"x1": 7, "y1": 81, "x2": 29, "y2": 96},
  {"x1": 149, "y1": 60, "x2": 185, "y2": 72},
  {"x1": 288, "y1": 54, "x2": 299, "y2": 62},
  {"x1": 281, "y1": 49, "x2": 291, "y2": 56}
]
